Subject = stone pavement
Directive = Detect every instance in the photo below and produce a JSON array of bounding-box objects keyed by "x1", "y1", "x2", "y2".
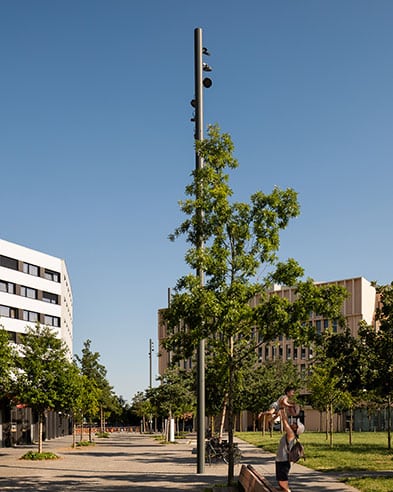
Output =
[{"x1": 0, "y1": 432, "x2": 359, "y2": 491}]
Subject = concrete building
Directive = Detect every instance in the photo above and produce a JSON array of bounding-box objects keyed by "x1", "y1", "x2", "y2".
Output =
[
  {"x1": 0, "y1": 238, "x2": 73, "y2": 354},
  {"x1": 0, "y1": 238, "x2": 73, "y2": 446},
  {"x1": 257, "y1": 277, "x2": 377, "y2": 376}
]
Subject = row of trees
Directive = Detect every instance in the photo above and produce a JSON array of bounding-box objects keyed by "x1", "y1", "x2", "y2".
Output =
[{"x1": 0, "y1": 324, "x2": 121, "y2": 453}]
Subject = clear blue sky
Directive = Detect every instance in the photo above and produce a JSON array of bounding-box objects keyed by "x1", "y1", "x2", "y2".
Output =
[{"x1": 1, "y1": 1, "x2": 392, "y2": 401}]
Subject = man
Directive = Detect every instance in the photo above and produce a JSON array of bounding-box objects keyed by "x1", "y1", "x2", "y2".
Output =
[{"x1": 275, "y1": 409, "x2": 305, "y2": 492}]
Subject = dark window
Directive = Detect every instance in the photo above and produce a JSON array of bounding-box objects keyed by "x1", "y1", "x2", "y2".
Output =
[
  {"x1": 8, "y1": 331, "x2": 17, "y2": 343},
  {"x1": 44, "y1": 269, "x2": 60, "y2": 282},
  {"x1": 23, "y1": 262, "x2": 39, "y2": 276},
  {"x1": 0, "y1": 255, "x2": 18, "y2": 270},
  {"x1": 20, "y1": 286, "x2": 38, "y2": 299},
  {"x1": 42, "y1": 291, "x2": 58, "y2": 304},
  {"x1": 0, "y1": 281, "x2": 15, "y2": 294}
]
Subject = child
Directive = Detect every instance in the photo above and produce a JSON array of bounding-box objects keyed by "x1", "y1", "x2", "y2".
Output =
[{"x1": 260, "y1": 387, "x2": 299, "y2": 425}]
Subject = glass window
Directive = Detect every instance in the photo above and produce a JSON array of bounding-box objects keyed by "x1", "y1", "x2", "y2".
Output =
[
  {"x1": 20, "y1": 286, "x2": 38, "y2": 299},
  {"x1": 0, "y1": 255, "x2": 18, "y2": 270},
  {"x1": 44, "y1": 269, "x2": 60, "y2": 282},
  {"x1": 44, "y1": 315, "x2": 60, "y2": 327},
  {"x1": 23, "y1": 263, "x2": 39, "y2": 276},
  {"x1": 316, "y1": 320, "x2": 321, "y2": 334},
  {"x1": 23, "y1": 310, "x2": 38, "y2": 322},
  {"x1": 0, "y1": 281, "x2": 15, "y2": 294},
  {"x1": 0, "y1": 305, "x2": 17, "y2": 318}
]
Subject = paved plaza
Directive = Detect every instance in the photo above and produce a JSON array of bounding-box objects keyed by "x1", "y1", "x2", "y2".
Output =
[{"x1": 0, "y1": 432, "x2": 359, "y2": 491}]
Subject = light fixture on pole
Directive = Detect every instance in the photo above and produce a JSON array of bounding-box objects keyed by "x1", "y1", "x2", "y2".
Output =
[{"x1": 192, "y1": 26, "x2": 212, "y2": 475}]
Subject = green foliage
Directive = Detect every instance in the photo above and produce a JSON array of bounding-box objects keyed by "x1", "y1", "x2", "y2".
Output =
[
  {"x1": 75, "y1": 340, "x2": 117, "y2": 425},
  {"x1": 76, "y1": 440, "x2": 96, "y2": 447},
  {"x1": 359, "y1": 282, "x2": 393, "y2": 398},
  {"x1": 96, "y1": 432, "x2": 109, "y2": 438},
  {"x1": 164, "y1": 124, "x2": 349, "y2": 482},
  {"x1": 15, "y1": 323, "x2": 72, "y2": 452},
  {"x1": 244, "y1": 361, "x2": 301, "y2": 415},
  {"x1": 0, "y1": 325, "x2": 16, "y2": 395},
  {"x1": 164, "y1": 125, "x2": 347, "y2": 404},
  {"x1": 308, "y1": 364, "x2": 353, "y2": 414},
  {"x1": 146, "y1": 367, "x2": 195, "y2": 418},
  {"x1": 21, "y1": 451, "x2": 59, "y2": 460},
  {"x1": 16, "y1": 323, "x2": 70, "y2": 414}
]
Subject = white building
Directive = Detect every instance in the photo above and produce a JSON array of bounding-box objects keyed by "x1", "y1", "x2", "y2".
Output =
[{"x1": 0, "y1": 238, "x2": 73, "y2": 355}]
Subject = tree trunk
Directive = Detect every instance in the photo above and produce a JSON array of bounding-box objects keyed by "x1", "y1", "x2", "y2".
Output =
[
  {"x1": 72, "y1": 421, "x2": 76, "y2": 448},
  {"x1": 227, "y1": 336, "x2": 235, "y2": 486},
  {"x1": 325, "y1": 407, "x2": 329, "y2": 440},
  {"x1": 349, "y1": 407, "x2": 353, "y2": 446},
  {"x1": 219, "y1": 394, "x2": 228, "y2": 442},
  {"x1": 38, "y1": 412, "x2": 44, "y2": 454},
  {"x1": 387, "y1": 395, "x2": 391, "y2": 450},
  {"x1": 329, "y1": 403, "x2": 334, "y2": 448}
]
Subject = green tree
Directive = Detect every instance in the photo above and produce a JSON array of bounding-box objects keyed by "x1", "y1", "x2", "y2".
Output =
[
  {"x1": 358, "y1": 282, "x2": 393, "y2": 449},
  {"x1": 146, "y1": 367, "x2": 195, "y2": 437},
  {"x1": 164, "y1": 125, "x2": 348, "y2": 484},
  {"x1": 0, "y1": 325, "x2": 16, "y2": 396},
  {"x1": 76, "y1": 339, "x2": 116, "y2": 434},
  {"x1": 307, "y1": 362, "x2": 352, "y2": 447},
  {"x1": 314, "y1": 328, "x2": 366, "y2": 444},
  {"x1": 16, "y1": 323, "x2": 70, "y2": 453},
  {"x1": 244, "y1": 360, "x2": 301, "y2": 433},
  {"x1": 131, "y1": 391, "x2": 153, "y2": 432}
]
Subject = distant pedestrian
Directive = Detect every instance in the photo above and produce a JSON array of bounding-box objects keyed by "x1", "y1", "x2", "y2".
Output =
[{"x1": 275, "y1": 409, "x2": 305, "y2": 492}]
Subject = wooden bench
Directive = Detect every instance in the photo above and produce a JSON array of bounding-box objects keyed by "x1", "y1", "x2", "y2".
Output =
[{"x1": 238, "y1": 464, "x2": 280, "y2": 492}]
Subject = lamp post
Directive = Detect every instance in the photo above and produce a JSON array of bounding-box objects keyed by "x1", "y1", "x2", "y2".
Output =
[
  {"x1": 192, "y1": 26, "x2": 212, "y2": 474},
  {"x1": 148, "y1": 338, "x2": 154, "y2": 433},
  {"x1": 149, "y1": 338, "x2": 154, "y2": 389}
]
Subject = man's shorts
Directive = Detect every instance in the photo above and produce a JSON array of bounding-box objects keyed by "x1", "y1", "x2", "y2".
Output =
[{"x1": 275, "y1": 460, "x2": 291, "y2": 482}]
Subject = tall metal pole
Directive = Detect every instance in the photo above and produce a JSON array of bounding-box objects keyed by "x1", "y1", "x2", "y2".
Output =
[
  {"x1": 149, "y1": 338, "x2": 153, "y2": 389},
  {"x1": 194, "y1": 26, "x2": 205, "y2": 474}
]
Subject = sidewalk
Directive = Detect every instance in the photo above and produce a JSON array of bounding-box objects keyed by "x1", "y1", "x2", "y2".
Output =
[{"x1": 0, "y1": 432, "x2": 359, "y2": 491}]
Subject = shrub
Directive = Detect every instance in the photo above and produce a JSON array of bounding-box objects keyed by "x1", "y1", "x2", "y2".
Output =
[{"x1": 21, "y1": 451, "x2": 59, "y2": 460}]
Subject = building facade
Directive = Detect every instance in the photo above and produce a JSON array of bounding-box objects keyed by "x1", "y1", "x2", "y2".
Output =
[
  {"x1": 0, "y1": 238, "x2": 73, "y2": 354},
  {"x1": 0, "y1": 238, "x2": 73, "y2": 446}
]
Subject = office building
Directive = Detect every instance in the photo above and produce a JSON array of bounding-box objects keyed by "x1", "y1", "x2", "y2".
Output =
[
  {"x1": 0, "y1": 238, "x2": 73, "y2": 354},
  {"x1": 0, "y1": 238, "x2": 73, "y2": 446}
]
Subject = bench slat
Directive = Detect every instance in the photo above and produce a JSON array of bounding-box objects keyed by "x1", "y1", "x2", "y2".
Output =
[{"x1": 238, "y1": 464, "x2": 279, "y2": 492}]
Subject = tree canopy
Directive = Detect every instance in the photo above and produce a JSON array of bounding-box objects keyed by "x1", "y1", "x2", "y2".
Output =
[{"x1": 163, "y1": 125, "x2": 348, "y2": 483}]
